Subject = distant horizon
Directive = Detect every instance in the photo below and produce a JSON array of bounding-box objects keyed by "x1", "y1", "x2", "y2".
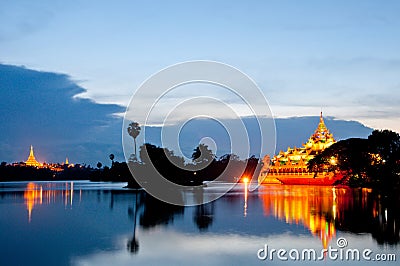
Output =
[
  {"x1": 1, "y1": 113, "x2": 374, "y2": 166},
  {"x1": 0, "y1": 62, "x2": 374, "y2": 166}
]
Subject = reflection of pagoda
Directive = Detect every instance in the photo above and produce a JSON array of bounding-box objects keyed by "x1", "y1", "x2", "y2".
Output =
[
  {"x1": 25, "y1": 145, "x2": 42, "y2": 167},
  {"x1": 259, "y1": 112, "x2": 339, "y2": 185},
  {"x1": 24, "y1": 182, "x2": 74, "y2": 222}
]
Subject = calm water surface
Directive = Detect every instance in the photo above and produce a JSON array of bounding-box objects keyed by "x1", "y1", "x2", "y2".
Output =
[{"x1": 0, "y1": 181, "x2": 398, "y2": 266}]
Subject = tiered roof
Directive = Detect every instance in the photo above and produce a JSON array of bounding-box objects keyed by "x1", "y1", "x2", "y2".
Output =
[
  {"x1": 25, "y1": 145, "x2": 42, "y2": 167},
  {"x1": 272, "y1": 112, "x2": 336, "y2": 166}
]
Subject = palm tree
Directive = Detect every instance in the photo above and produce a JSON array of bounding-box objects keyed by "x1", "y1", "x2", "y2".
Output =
[
  {"x1": 127, "y1": 122, "x2": 141, "y2": 161},
  {"x1": 109, "y1": 153, "x2": 115, "y2": 167}
]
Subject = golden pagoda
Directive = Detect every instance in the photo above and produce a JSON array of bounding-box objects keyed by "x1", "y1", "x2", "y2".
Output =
[
  {"x1": 25, "y1": 145, "x2": 42, "y2": 167},
  {"x1": 259, "y1": 112, "x2": 339, "y2": 185}
]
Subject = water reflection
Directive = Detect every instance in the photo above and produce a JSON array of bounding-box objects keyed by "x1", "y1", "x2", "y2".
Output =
[
  {"x1": 243, "y1": 179, "x2": 248, "y2": 217},
  {"x1": 194, "y1": 203, "x2": 214, "y2": 232},
  {"x1": 125, "y1": 191, "x2": 185, "y2": 255},
  {"x1": 23, "y1": 182, "x2": 75, "y2": 222},
  {"x1": 20, "y1": 181, "x2": 400, "y2": 248},
  {"x1": 127, "y1": 193, "x2": 139, "y2": 254},
  {"x1": 258, "y1": 185, "x2": 400, "y2": 247},
  {"x1": 192, "y1": 187, "x2": 215, "y2": 231},
  {"x1": 335, "y1": 188, "x2": 400, "y2": 245},
  {"x1": 259, "y1": 185, "x2": 338, "y2": 248},
  {"x1": 1, "y1": 181, "x2": 397, "y2": 265}
]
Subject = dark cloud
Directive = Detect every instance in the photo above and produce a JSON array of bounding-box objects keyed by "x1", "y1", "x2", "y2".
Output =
[
  {"x1": 0, "y1": 64, "x2": 123, "y2": 166},
  {"x1": 0, "y1": 64, "x2": 374, "y2": 166}
]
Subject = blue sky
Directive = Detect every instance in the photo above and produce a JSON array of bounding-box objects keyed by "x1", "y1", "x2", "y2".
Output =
[
  {"x1": 1, "y1": 1, "x2": 399, "y2": 131},
  {"x1": 0, "y1": 1, "x2": 399, "y2": 163}
]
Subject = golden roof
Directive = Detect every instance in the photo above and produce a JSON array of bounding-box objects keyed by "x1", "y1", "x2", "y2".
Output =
[
  {"x1": 25, "y1": 145, "x2": 42, "y2": 167},
  {"x1": 273, "y1": 112, "x2": 336, "y2": 166}
]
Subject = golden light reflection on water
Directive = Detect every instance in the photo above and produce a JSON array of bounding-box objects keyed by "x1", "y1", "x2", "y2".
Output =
[
  {"x1": 258, "y1": 185, "x2": 352, "y2": 249},
  {"x1": 23, "y1": 182, "x2": 75, "y2": 222},
  {"x1": 243, "y1": 178, "x2": 248, "y2": 217}
]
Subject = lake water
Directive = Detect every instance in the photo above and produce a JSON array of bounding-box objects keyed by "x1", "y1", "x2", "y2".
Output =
[{"x1": 0, "y1": 181, "x2": 398, "y2": 266}]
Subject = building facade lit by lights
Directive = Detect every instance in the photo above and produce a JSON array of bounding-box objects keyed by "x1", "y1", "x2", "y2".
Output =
[{"x1": 259, "y1": 112, "x2": 339, "y2": 185}]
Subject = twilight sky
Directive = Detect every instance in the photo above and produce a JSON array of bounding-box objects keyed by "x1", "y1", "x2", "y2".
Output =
[
  {"x1": 0, "y1": 1, "x2": 399, "y2": 164},
  {"x1": 1, "y1": 0, "x2": 399, "y2": 131}
]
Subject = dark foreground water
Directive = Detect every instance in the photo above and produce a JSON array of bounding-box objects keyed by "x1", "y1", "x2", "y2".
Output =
[{"x1": 0, "y1": 181, "x2": 398, "y2": 266}]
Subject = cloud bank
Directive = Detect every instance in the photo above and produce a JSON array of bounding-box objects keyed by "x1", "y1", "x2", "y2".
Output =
[
  {"x1": 0, "y1": 63, "x2": 123, "y2": 166},
  {"x1": 1, "y1": 64, "x2": 373, "y2": 166}
]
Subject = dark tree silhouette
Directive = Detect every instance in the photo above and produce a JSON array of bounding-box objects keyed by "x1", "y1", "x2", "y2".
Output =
[
  {"x1": 127, "y1": 142, "x2": 263, "y2": 186},
  {"x1": 368, "y1": 130, "x2": 400, "y2": 161},
  {"x1": 96, "y1": 162, "x2": 102, "y2": 169},
  {"x1": 137, "y1": 143, "x2": 194, "y2": 185},
  {"x1": 109, "y1": 153, "x2": 115, "y2": 167},
  {"x1": 192, "y1": 144, "x2": 215, "y2": 165},
  {"x1": 309, "y1": 130, "x2": 400, "y2": 189},
  {"x1": 308, "y1": 138, "x2": 370, "y2": 183},
  {"x1": 367, "y1": 130, "x2": 400, "y2": 189},
  {"x1": 127, "y1": 122, "x2": 141, "y2": 161}
]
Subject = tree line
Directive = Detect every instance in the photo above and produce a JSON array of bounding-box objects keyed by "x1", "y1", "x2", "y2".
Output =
[{"x1": 308, "y1": 129, "x2": 400, "y2": 191}]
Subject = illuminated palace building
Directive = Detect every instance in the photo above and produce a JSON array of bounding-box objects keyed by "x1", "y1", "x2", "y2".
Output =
[{"x1": 259, "y1": 112, "x2": 339, "y2": 185}]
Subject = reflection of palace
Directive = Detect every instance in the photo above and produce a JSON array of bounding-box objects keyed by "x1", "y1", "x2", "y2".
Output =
[
  {"x1": 259, "y1": 113, "x2": 340, "y2": 185},
  {"x1": 258, "y1": 185, "x2": 348, "y2": 248},
  {"x1": 24, "y1": 182, "x2": 75, "y2": 222},
  {"x1": 258, "y1": 185, "x2": 400, "y2": 246}
]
